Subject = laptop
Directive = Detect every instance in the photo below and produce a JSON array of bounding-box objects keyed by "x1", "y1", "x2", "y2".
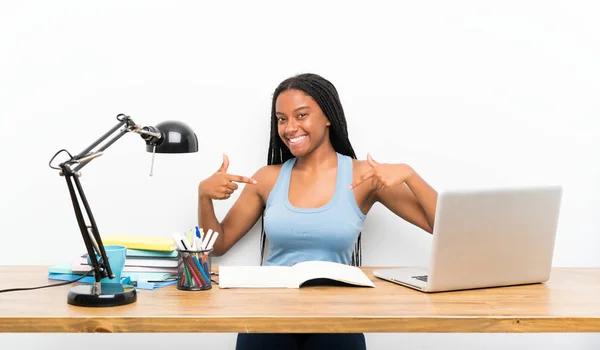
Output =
[{"x1": 373, "y1": 185, "x2": 563, "y2": 292}]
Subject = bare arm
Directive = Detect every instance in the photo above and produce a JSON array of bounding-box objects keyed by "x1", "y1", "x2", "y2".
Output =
[
  {"x1": 198, "y1": 161, "x2": 270, "y2": 256},
  {"x1": 201, "y1": 175, "x2": 265, "y2": 256},
  {"x1": 350, "y1": 154, "x2": 438, "y2": 234},
  {"x1": 197, "y1": 195, "x2": 223, "y2": 249},
  {"x1": 374, "y1": 169, "x2": 437, "y2": 233}
]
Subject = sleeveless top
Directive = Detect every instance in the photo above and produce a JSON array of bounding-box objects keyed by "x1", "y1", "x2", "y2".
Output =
[{"x1": 263, "y1": 152, "x2": 367, "y2": 266}]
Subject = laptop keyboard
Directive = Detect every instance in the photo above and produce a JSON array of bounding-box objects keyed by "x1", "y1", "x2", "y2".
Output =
[{"x1": 412, "y1": 275, "x2": 428, "y2": 282}]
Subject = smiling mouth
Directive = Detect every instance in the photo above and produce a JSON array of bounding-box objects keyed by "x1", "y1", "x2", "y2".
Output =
[{"x1": 288, "y1": 135, "x2": 306, "y2": 146}]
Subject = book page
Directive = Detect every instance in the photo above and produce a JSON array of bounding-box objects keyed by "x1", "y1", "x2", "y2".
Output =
[
  {"x1": 292, "y1": 261, "x2": 375, "y2": 288},
  {"x1": 218, "y1": 266, "x2": 294, "y2": 288}
]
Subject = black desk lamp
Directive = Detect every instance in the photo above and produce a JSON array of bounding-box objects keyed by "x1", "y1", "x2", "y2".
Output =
[{"x1": 49, "y1": 114, "x2": 198, "y2": 307}]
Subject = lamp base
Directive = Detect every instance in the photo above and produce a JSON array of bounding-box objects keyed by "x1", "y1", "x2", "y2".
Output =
[{"x1": 67, "y1": 283, "x2": 137, "y2": 307}]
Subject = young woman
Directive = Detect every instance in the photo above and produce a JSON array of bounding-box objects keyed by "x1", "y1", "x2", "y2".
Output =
[{"x1": 198, "y1": 73, "x2": 438, "y2": 350}]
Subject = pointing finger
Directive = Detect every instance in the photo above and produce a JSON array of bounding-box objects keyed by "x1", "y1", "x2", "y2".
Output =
[
  {"x1": 229, "y1": 174, "x2": 258, "y2": 184},
  {"x1": 349, "y1": 169, "x2": 375, "y2": 190},
  {"x1": 218, "y1": 154, "x2": 229, "y2": 173}
]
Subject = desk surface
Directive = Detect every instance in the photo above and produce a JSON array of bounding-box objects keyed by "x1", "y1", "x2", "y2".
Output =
[{"x1": 0, "y1": 266, "x2": 599, "y2": 333}]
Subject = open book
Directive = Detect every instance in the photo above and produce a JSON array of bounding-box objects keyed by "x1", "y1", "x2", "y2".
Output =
[{"x1": 218, "y1": 260, "x2": 375, "y2": 289}]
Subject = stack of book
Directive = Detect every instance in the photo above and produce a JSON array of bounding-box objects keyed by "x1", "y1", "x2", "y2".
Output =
[{"x1": 48, "y1": 234, "x2": 179, "y2": 289}]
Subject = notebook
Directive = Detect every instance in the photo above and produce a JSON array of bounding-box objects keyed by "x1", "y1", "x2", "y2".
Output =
[
  {"x1": 101, "y1": 234, "x2": 176, "y2": 252},
  {"x1": 70, "y1": 258, "x2": 178, "y2": 274},
  {"x1": 80, "y1": 253, "x2": 177, "y2": 268},
  {"x1": 218, "y1": 260, "x2": 375, "y2": 288}
]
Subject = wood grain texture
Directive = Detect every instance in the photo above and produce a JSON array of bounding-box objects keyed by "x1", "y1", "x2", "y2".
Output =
[{"x1": 1, "y1": 266, "x2": 599, "y2": 333}]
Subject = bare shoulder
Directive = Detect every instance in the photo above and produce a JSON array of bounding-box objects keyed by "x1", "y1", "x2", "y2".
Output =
[
  {"x1": 252, "y1": 164, "x2": 283, "y2": 183},
  {"x1": 351, "y1": 158, "x2": 372, "y2": 177},
  {"x1": 252, "y1": 164, "x2": 284, "y2": 204},
  {"x1": 350, "y1": 158, "x2": 377, "y2": 208}
]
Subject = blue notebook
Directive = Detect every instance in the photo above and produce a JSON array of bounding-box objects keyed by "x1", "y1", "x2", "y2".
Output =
[
  {"x1": 81, "y1": 249, "x2": 178, "y2": 259},
  {"x1": 47, "y1": 273, "x2": 178, "y2": 290}
]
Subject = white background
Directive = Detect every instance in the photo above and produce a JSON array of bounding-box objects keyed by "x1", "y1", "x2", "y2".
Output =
[{"x1": 1, "y1": 1, "x2": 599, "y2": 349}]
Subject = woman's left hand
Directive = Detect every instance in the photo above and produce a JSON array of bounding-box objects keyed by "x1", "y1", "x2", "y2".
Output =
[{"x1": 349, "y1": 153, "x2": 415, "y2": 191}]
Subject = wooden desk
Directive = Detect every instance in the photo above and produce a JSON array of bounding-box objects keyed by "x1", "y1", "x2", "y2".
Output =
[{"x1": 0, "y1": 266, "x2": 599, "y2": 333}]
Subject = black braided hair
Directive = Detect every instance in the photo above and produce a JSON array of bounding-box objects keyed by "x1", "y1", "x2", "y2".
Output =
[{"x1": 260, "y1": 73, "x2": 362, "y2": 266}]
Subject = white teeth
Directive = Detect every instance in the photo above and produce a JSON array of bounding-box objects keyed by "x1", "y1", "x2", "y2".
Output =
[{"x1": 289, "y1": 135, "x2": 306, "y2": 143}]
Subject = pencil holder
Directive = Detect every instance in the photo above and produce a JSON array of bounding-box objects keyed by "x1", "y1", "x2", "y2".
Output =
[{"x1": 176, "y1": 248, "x2": 213, "y2": 291}]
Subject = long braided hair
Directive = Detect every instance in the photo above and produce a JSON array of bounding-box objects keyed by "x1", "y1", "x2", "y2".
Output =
[{"x1": 260, "y1": 73, "x2": 362, "y2": 266}]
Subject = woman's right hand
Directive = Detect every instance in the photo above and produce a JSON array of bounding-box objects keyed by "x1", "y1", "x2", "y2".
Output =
[{"x1": 198, "y1": 154, "x2": 257, "y2": 200}]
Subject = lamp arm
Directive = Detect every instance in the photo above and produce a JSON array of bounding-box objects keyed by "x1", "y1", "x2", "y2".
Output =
[
  {"x1": 56, "y1": 114, "x2": 162, "y2": 288},
  {"x1": 70, "y1": 116, "x2": 162, "y2": 174},
  {"x1": 72, "y1": 115, "x2": 133, "y2": 161},
  {"x1": 60, "y1": 169, "x2": 109, "y2": 284}
]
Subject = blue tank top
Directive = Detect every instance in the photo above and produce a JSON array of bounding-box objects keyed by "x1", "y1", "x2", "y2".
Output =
[{"x1": 263, "y1": 152, "x2": 367, "y2": 266}]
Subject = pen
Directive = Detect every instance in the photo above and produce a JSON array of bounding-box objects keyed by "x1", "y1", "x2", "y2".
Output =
[
  {"x1": 171, "y1": 233, "x2": 186, "y2": 250},
  {"x1": 203, "y1": 259, "x2": 209, "y2": 275},
  {"x1": 180, "y1": 239, "x2": 189, "y2": 251},
  {"x1": 194, "y1": 237, "x2": 203, "y2": 259},
  {"x1": 201, "y1": 229, "x2": 213, "y2": 250},
  {"x1": 193, "y1": 228, "x2": 201, "y2": 255},
  {"x1": 206, "y1": 231, "x2": 219, "y2": 251}
]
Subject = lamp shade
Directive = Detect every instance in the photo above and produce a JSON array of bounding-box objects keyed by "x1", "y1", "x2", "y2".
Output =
[{"x1": 145, "y1": 121, "x2": 199, "y2": 154}]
